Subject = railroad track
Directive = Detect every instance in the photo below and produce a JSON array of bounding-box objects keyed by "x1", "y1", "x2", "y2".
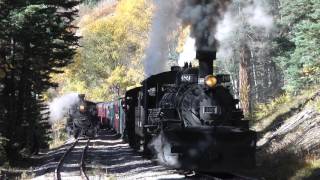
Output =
[{"x1": 54, "y1": 138, "x2": 90, "y2": 180}]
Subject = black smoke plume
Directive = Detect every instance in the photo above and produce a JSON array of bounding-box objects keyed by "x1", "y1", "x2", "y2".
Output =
[{"x1": 178, "y1": 0, "x2": 231, "y2": 51}]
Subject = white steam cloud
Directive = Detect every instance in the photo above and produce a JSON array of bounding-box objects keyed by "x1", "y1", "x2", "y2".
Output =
[
  {"x1": 178, "y1": 36, "x2": 196, "y2": 66},
  {"x1": 144, "y1": 0, "x2": 274, "y2": 76},
  {"x1": 144, "y1": 0, "x2": 233, "y2": 76},
  {"x1": 144, "y1": 0, "x2": 181, "y2": 77},
  {"x1": 49, "y1": 93, "x2": 80, "y2": 124},
  {"x1": 149, "y1": 132, "x2": 180, "y2": 167},
  {"x1": 245, "y1": 5, "x2": 273, "y2": 30},
  {"x1": 216, "y1": 0, "x2": 274, "y2": 59}
]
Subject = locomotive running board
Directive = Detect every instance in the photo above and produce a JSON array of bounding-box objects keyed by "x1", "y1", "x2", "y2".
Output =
[{"x1": 162, "y1": 126, "x2": 257, "y2": 172}]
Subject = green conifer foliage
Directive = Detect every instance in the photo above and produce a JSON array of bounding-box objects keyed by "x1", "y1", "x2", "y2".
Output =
[
  {"x1": 275, "y1": 0, "x2": 320, "y2": 92},
  {"x1": 0, "y1": 0, "x2": 80, "y2": 163}
]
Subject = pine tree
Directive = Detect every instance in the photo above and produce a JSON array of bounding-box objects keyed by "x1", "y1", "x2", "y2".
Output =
[
  {"x1": 216, "y1": 0, "x2": 284, "y2": 114},
  {"x1": 0, "y1": 0, "x2": 80, "y2": 161},
  {"x1": 275, "y1": 0, "x2": 320, "y2": 92},
  {"x1": 239, "y1": 43, "x2": 251, "y2": 117},
  {"x1": 0, "y1": 0, "x2": 11, "y2": 165}
]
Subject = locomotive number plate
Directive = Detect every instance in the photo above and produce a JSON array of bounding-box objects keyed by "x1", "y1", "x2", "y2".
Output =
[
  {"x1": 181, "y1": 75, "x2": 191, "y2": 82},
  {"x1": 204, "y1": 106, "x2": 218, "y2": 114},
  {"x1": 181, "y1": 74, "x2": 197, "y2": 83}
]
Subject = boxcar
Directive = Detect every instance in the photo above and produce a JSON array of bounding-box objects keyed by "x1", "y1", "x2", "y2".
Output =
[
  {"x1": 97, "y1": 103, "x2": 107, "y2": 127},
  {"x1": 96, "y1": 98, "x2": 126, "y2": 135}
]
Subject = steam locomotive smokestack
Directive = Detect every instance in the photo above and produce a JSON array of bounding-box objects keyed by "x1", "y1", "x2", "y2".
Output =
[
  {"x1": 178, "y1": 0, "x2": 231, "y2": 79},
  {"x1": 196, "y1": 50, "x2": 216, "y2": 78}
]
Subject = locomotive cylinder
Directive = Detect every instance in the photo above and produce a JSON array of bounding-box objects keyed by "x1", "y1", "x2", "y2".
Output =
[{"x1": 196, "y1": 50, "x2": 216, "y2": 79}]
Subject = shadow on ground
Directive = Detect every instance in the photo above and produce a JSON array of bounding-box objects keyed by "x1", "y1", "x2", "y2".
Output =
[
  {"x1": 31, "y1": 129, "x2": 182, "y2": 179},
  {"x1": 85, "y1": 129, "x2": 181, "y2": 179}
]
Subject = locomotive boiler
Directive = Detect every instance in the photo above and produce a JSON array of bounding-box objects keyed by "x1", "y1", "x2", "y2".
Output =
[
  {"x1": 66, "y1": 94, "x2": 99, "y2": 138},
  {"x1": 125, "y1": 50, "x2": 257, "y2": 172}
]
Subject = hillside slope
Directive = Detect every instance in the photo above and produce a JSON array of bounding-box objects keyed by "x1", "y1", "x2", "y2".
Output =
[
  {"x1": 257, "y1": 91, "x2": 320, "y2": 155},
  {"x1": 250, "y1": 89, "x2": 320, "y2": 179}
]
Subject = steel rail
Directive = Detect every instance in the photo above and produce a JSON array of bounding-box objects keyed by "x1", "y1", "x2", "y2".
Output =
[
  {"x1": 54, "y1": 138, "x2": 90, "y2": 180},
  {"x1": 80, "y1": 139, "x2": 90, "y2": 180},
  {"x1": 54, "y1": 139, "x2": 80, "y2": 180}
]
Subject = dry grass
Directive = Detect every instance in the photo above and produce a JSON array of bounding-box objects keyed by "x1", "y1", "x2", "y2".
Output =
[
  {"x1": 19, "y1": 170, "x2": 34, "y2": 180},
  {"x1": 252, "y1": 85, "x2": 320, "y2": 131},
  {"x1": 316, "y1": 99, "x2": 320, "y2": 112},
  {"x1": 290, "y1": 157, "x2": 320, "y2": 180},
  {"x1": 248, "y1": 85, "x2": 320, "y2": 179},
  {"x1": 49, "y1": 120, "x2": 68, "y2": 149},
  {"x1": 0, "y1": 168, "x2": 34, "y2": 180},
  {"x1": 86, "y1": 166, "x2": 116, "y2": 180},
  {"x1": 307, "y1": 95, "x2": 320, "y2": 113},
  {"x1": 241, "y1": 151, "x2": 320, "y2": 180},
  {"x1": 254, "y1": 93, "x2": 292, "y2": 120}
]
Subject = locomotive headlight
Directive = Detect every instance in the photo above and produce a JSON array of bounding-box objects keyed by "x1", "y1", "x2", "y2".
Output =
[
  {"x1": 205, "y1": 75, "x2": 217, "y2": 88},
  {"x1": 79, "y1": 105, "x2": 85, "y2": 112}
]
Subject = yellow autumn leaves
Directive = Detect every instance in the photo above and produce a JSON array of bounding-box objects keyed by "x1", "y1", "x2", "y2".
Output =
[{"x1": 51, "y1": 0, "x2": 152, "y2": 101}]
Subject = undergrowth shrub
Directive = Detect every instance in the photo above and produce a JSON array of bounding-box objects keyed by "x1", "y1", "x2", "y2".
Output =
[
  {"x1": 253, "y1": 94, "x2": 292, "y2": 120},
  {"x1": 291, "y1": 157, "x2": 320, "y2": 180},
  {"x1": 49, "y1": 120, "x2": 68, "y2": 149},
  {"x1": 314, "y1": 98, "x2": 320, "y2": 113}
]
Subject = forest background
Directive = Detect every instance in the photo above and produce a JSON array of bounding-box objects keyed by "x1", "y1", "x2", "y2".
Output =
[
  {"x1": 52, "y1": 0, "x2": 320, "y2": 116},
  {"x1": 0, "y1": 0, "x2": 319, "y2": 168}
]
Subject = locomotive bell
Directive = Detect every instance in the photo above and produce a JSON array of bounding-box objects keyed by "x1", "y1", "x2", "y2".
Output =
[{"x1": 196, "y1": 50, "x2": 216, "y2": 81}]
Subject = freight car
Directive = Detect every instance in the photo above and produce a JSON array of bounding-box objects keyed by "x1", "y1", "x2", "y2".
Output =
[
  {"x1": 124, "y1": 50, "x2": 257, "y2": 172},
  {"x1": 96, "y1": 98, "x2": 126, "y2": 135},
  {"x1": 66, "y1": 94, "x2": 99, "y2": 138}
]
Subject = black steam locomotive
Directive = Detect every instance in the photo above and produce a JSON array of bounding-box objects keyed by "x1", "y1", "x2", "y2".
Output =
[
  {"x1": 125, "y1": 50, "x2": 256, "y2": 172},
  {"x1": 66, "y1": 94, "x2": 99, "y2": 138}
]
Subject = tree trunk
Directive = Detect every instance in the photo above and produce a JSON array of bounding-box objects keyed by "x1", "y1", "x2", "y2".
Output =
[{"x1": 239, "y1": 43, "x2": 251, "y2": 117}]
